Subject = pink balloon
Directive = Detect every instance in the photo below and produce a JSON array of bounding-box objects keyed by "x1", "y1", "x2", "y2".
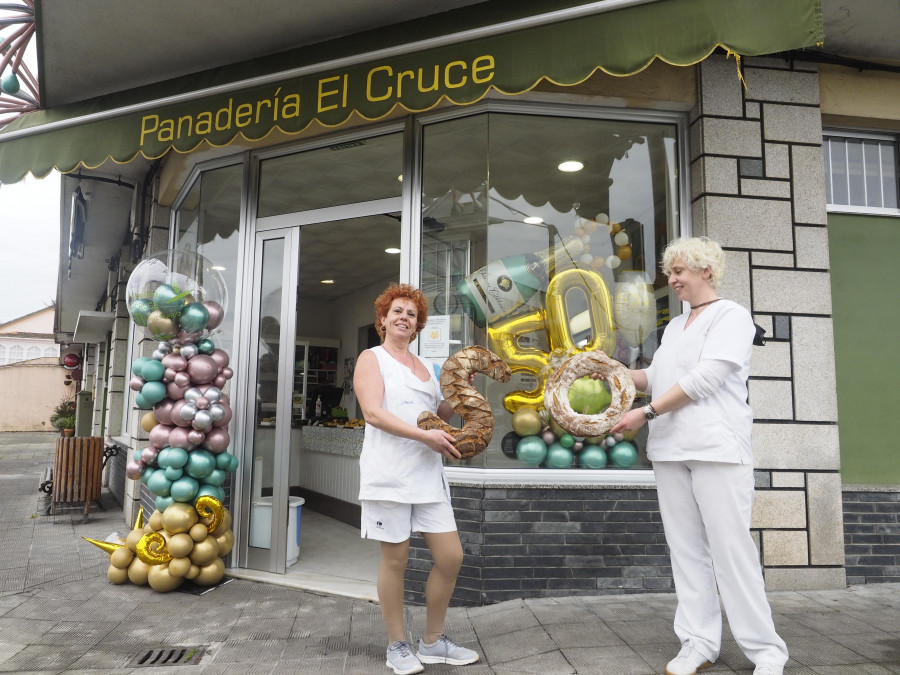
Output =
[
  {"x1": 213, "y1": 375, "x2": 227, "y2": 388},
  {"x1": 129, "y1": 375, "x2": 145, "y2": 392},
  {"x1": 148, "y1": 424, "x2": 173, "y2": 448},
  {"x1": 204, "y1": 301, "x2": 224, "y2": 330},
  {"x1": 188, "y1": 429, "x2": 206, "y2": 446},
  {"x1": 203, "y1": 427, "x2": 230, "y2": 453},
  {"x1": 167, "y1": 426, "x2": 193, "y2": 450},
  {"x1": 153, "y1": 400, "x2": 173, "y2": 426},
  {"x1": 221, "y1": 367, "x2": 234, "y2": 380},
  {"x1": 163, "y1": 367, "x2": 177, "y2": 382},
  {"x1": 195, "y1": 396, "x2": 209, "y2": 410},
  {"x1": 188, "y1": 355, "x2": 218, "y2": 385},
  {"x1": 166, "y1": 381, "x2": 189, "y2": 401},
  {"x1": 140, "y1": 447, "x2": 159, "y2": 465},
  {"x1": 174, "y1": 371, "x2": 191, "y2": 388},
  {"x1": 169, "y1": 401, "x2": 192, "y2": 428},
  {"x1": 212, "y1": 403, "x2": 233, "y2": 428},
  {"x1": 161, "y1": 353, "x2": 187, "y2": 372},
  {"x1": 126, "y1": 460, "x2": 145, "y2": 480},
  {"x1": 209, "y1": 348, "x2": 230, "y2": 370},
  {"x1": 219, "y1": 394, "x2": 229, "y2": 406}
]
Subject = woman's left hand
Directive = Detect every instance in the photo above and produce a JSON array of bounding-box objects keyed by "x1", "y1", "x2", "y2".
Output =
[{"x1": 610, "y1": 407, "x2": 647, "y2": 434}]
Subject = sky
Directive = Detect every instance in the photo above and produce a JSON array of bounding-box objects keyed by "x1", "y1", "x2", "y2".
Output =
[{"x1": 0, "y1": 171, "x2": 61, "y2": 324}]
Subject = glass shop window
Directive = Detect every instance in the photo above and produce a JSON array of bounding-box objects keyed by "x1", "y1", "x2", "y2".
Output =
[
  {"x1": 824, "y1": 132, "x2": 899, "y2": 213},
  {"x1": 420, "y1": 112, "x2": 679, "y2": 470}
]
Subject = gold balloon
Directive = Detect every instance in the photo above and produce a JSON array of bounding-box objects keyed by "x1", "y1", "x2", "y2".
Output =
[
  {"x1": 107, "y1": 565, "x2": 129, "y2": 584},
  {"x1": 147, "y1": 309, "x2": 178, "y2": 341},
  {"x1": 148, "y1": 563, "x2": 183, "y2": 592},
  {"x1": 136, "y1": 532, "x2": 173, "y2": 565},
  {"x1": 211, "y1": 508, "x2": 232, "y2": 537},
  {"x1": 161, "y1": 502, "x2": 198, "y2": 535},
  {"x1": 110, "y1": 547, "x2": 135, "y2": 569},
  {"x1": 511, "y1": 407, "x2": 542, "y2": 437},
  {"x1": 488, "y1": 308, "x2": 550, "y2": 413},
  {"x1": 140, "y1": 412, "x2": 157, "y2": 433},
  {"x1": 215, "y1": 530, "x2": 235, "y2": 556},
  {"x1": 167, "y1": 533, "x2": 195, "y2": 559},
  {"x1": 133, "y1": 506, "x2": 145, "y2": 530},
  {"x1": 189, "y1": 522, "x2": 209, "y2": 542},
  {"x1": 168, "y1": 556, "x2": 192, "y2": 578},
  {"x1": 125, "y1": 528, "x2": 145, "y2": 553},
  {"x1": 127, "y1": 558, "x2": 150, "y2": 585},
  {"x1": 186, "y1": 564, "x2": 201, "y2": 580},
  {"x1": 613, "y1": 271, "x2": 657, "y2": 349},
  {"x1": 148, "y1": 509, "x2": 163, "y2": 532},
  {"x1": 545, "y1": 268, "x2": 616, "y2": 356},
  {"x1": 189, "y1": 537, "x2": 220, "y2": 566},
  {"x1": 196, "y1": 495, "x2": 224, "y2": 533},
  {"x1": 194, "y1": 558, "x2": 226, "y2": 586}
]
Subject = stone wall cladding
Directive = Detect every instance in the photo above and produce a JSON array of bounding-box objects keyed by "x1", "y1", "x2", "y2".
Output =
[
  {"x1": 692, "y1": 53, "x2": 845, "y2": 590},
  {"x1": 406, "y1": 486, "x2": 672, "y2": 606},
  {"x1": 843, "y1": 490, "x2": 900, "y2": 585}
]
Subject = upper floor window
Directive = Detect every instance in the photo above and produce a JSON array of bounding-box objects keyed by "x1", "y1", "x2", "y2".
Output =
[{"x1": 824, "y1": 132, "x2": 899, "y2": 214}]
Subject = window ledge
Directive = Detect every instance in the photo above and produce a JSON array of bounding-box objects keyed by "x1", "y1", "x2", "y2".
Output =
[{"x1": 445, "y1": 466, "x2": 655, "y2": 488}]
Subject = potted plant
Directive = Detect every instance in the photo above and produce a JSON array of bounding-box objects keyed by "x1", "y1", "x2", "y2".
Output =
[{"x1": 50, "y1": 397, "x2": 77, "y2": 437}]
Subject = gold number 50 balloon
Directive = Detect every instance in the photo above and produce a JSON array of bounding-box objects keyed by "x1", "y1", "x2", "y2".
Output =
[{"x1": 488, "y1": 267, "x2": 615, "y2": 413}]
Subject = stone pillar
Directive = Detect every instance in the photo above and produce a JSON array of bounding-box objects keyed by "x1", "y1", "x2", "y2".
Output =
[{"x1": 691, "y1": 53, "x2": 845, "y2": 590}]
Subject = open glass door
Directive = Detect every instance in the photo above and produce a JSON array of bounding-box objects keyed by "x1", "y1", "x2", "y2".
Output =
[{"x1": 243, "y1": 227, "x2": 299, "y2": 573}]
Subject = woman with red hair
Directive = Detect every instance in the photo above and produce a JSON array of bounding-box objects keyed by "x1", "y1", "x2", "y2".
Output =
[{"x1": 354, "y1": 283, "x2": 480, "y2": 674}]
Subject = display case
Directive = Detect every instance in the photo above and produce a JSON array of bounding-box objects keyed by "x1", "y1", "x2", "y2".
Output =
[{"x1": 293, "y1": 339, "x2": 340, "y2": 423}]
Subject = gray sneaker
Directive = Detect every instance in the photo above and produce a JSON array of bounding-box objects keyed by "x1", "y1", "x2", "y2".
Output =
[
  {"x1": 386, "y1": 640, "x2": 424, "y2": 675},
  {"x1": 416, "y1": 634, "x2": 480, "y2": 665}
]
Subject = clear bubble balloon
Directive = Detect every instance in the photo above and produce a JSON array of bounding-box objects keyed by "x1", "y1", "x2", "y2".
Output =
[{"x1": 126, "y1": 250, "x2": 228, "y2": 340}]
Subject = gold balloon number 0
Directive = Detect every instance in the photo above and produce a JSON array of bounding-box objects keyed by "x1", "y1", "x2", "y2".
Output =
[{"x1": 488, "y1": 268, "x2": 616, "y2": 413}]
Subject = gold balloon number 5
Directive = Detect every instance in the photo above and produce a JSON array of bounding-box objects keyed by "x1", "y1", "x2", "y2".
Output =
[{"x1": 488, "y1": 268, "x2": 616, "y2": 413}]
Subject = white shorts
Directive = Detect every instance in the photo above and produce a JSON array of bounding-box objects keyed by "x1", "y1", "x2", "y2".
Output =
[{"x1": 360, "y1": 499, "x2": 457, "y2": 543}]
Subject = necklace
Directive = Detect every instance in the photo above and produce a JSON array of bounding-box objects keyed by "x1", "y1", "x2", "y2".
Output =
[{"x1": 690, "y1": 298, "x2": 721, "y2": 310}]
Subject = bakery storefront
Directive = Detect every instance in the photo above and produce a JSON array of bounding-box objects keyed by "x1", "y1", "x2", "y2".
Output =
[{"x1": 0, "y1": 1, "x2": 824, "y2": 603}]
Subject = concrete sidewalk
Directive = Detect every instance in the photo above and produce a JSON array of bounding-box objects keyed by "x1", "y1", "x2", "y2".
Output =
[{"x1": 1, "y1": 432, "x2": 898, "y2": 674}]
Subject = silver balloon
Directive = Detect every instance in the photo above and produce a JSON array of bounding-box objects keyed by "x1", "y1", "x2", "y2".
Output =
[
  {"x1": 180, "y1": 344, "x2": 199, "y2": 360},
  {"x1": 157, "y1": 342, "x2": 173, "y2": 355},
  {"x1": 204, "y1": 387, "x2": 221, "y2": 404},
  {"x1": 179, "y1": 402, "x2": 198, "y2": 421},
  {"x1": 183, "y1": 387, "x2": 203, "y2": 404},
  {"x1": 192, "y1": 410, "x2": 213, "y2": 430},
  {"x1": 152, "y1": 349, "x2": 167, "y2": 361},
  {"x1": 207, "y1": 403, "x2": 226, "y2": 422}
]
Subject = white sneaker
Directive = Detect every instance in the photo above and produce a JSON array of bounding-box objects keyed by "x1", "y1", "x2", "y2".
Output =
[
  {"x1": 665, "y1": 642, "x2": 713, "y2": 675},
  {"x1": 754, "y1": 664, "x2": 784, "y2": 675},
  {"x1": 385, "y1": 640, "x2": 424, "y2": 675}
]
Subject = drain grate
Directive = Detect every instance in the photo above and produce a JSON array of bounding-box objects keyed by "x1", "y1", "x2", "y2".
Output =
[{"x1": 128, "y1": 646, "x2": 207, "y2": 667}]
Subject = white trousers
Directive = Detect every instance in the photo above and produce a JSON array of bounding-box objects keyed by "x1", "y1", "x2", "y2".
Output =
[{"x1": 654, "y1": 460, "x2": 788, "y2": 666}]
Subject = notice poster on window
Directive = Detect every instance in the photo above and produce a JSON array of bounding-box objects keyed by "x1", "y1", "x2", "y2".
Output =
[{"x1": 420, "y1": 315, "x2": 450, "y2": 358}]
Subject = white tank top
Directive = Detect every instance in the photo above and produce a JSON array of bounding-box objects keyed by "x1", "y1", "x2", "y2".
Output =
[{"x1": 358, "y1": 346, "x2": 449, "y2": 503}]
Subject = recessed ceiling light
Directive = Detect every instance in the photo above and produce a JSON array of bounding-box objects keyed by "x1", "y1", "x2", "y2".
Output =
[
  {"x1": 321, "y1": 279, "x2": 335, "y2": 284},
  {"x1": 385, "y1": 247, "x2": 401, "y2": 254},
  {"x1": 558, "y1": 160, "x2": 584, "y2": 172},
  {"x1": 523, "y1": 216, "x2": 544, "y2": 225}
]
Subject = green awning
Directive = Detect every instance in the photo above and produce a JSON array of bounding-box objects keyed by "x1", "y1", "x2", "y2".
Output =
[{"x1": 0, "y1": 0, "x2": 822, "y2": 184}]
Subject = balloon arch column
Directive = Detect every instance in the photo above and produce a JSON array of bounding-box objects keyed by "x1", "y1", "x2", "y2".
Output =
[{"x1": 85, "y1": 250, "x2": 240, "y2": 592}]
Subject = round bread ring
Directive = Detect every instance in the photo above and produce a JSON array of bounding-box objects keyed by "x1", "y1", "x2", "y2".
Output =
[{"x1": 543, "y1": 350, "x2": 636, "y2": 437}]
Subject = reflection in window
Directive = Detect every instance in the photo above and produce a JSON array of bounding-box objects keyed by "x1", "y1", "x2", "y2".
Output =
[
  {"x1": 421, "y1": 112, "x2": 679, "y2": 470},
  {"x1": 825, "y1": 134, "x2": 899, "y2": 211}
]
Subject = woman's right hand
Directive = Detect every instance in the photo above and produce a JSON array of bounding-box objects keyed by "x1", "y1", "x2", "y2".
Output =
[{"x1": 421, "y1": 428, "x2": 461, "y2": 460}]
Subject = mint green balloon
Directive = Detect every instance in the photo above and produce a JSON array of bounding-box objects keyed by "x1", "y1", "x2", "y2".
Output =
[
  {"x1": 147, "y1": 471, "x2": 172, "y2": 497},
  {"x1": 179, "y1": 302, "x2": 209, "y2": 333},
  {"x1": 171, "y1": 476, "x2": 200, "y2": 502},
  {"x1": 155, "y1": 495, "x2": 175, "y2": 512},
  {"x1": 140, "y1": 381, "x2": 166, "y2": 406},
  {"x1": 545, "y1": 443, "x2": 574, "y2": 468},
  {"x1": 140, "y1": 359, "x2": 166, "y2": 382},
  {"x1": 579, "y1": 445, "x2": 608, "y2": 469},
  {"x1": 164, "y1": 466, "x2": 184, "y2": 481},
  {"x1": 132, "y1": 356, "x2": 151, "y2": 377},
  {"x1": 154, "y1": 283, "x2": 187, "y2": 316},
  {"x1": 185, "y1": 450, "x2": 215, "y2": 479},
  {"x1": 204, "y1": 468, "x2": 227, "y2": 487},
  {"x1": 129, "y1": 298, "x2": 154, "y2": 327},
  {"x1": 609, "y1": 441, "x2": 638, "y2": 468},
  {"x1": 516, "y1": 435, "x2": 547, "y2": 467},
  {"x1": 167, "y1": 446, "x2": 189, "y2": 469}
]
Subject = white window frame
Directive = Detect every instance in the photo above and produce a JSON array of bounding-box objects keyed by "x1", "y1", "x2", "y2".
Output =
[{"x1": 824, "y1": 129, "x2": 900, "y2": 217}]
